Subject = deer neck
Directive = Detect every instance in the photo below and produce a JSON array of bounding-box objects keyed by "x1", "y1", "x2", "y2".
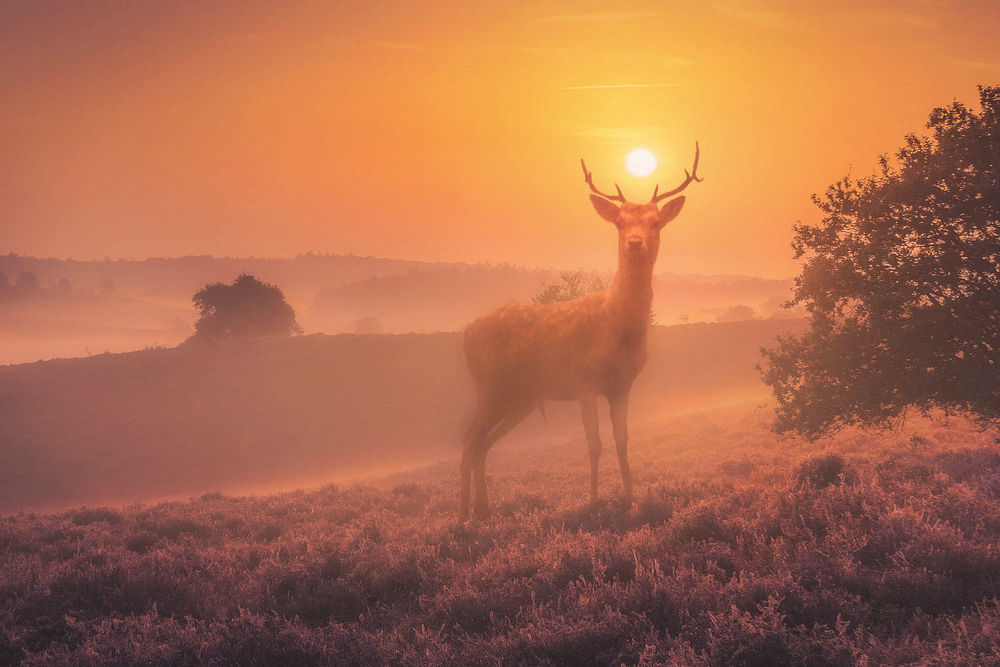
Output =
[{"x1": 608, "y1": 256, "x2": 654, "y2": 327}]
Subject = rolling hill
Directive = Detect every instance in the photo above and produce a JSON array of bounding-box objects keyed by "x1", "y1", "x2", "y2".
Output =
[{"x1": 0, "y1": 318, "x2": 806, "y2": 513}]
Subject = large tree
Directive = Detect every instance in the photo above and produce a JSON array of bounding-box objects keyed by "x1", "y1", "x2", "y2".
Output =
[
  {"x1": 762, "y1": 85, "x2": 1000, "y2": 438},
  {"x1": 190, "y1": 273, "x2": 301, "y2": 342}
]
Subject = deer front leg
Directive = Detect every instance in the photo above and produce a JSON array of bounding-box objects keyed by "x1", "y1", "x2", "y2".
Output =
[
  {"x1": 609, "y1": 392, "x2": 633, "y2": 504},
  {"x1": 580, "y1": 396, "x2": 601, "y2": 504}
]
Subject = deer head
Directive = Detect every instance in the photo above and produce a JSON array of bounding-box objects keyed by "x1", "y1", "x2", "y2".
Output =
[{"x1": 581, "y1": 142, "x2": 701, "y2": 266}]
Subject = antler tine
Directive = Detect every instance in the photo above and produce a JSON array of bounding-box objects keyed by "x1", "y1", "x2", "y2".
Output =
[
  {"x1": 580, "y1": 158, "x2": 627, "y2": 203},
  {"x1": 650, "y1": 141, "x2": 703, "y2": 203}
]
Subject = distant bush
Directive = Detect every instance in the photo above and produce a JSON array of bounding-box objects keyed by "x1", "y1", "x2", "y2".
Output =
[
  {"x1": 15, "y1": 271, "x2": 39, "y2": 291},
  {"x1": 125, "y1": 531, "x2": 158, "y2": 554},
  {"x1": 189, "y1": 273, "x2": 301, "y2": 342},
  {"x1": 533, "y1": 271, "x2": 657, "y2": 323},
  {"x1": 716, "y1": 304, "x2": 756, "y2": 323},
  {"x1": 353, "y1": 315, "x2": 383, "y2": 335},
  {"x1": 720, "y1": 455, "x2": 757, "y2": 477},
  {"x1": 71, "y1": 507, "x2": 123, "y2": 526}
]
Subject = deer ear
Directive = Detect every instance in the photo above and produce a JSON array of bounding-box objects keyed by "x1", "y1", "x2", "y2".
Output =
[
  {"x1": 656, "y1": 196, "x2": 686, "y2": 228},
  {"x1": 589, "y1": 194, "x2": 621, "y2": 224}
]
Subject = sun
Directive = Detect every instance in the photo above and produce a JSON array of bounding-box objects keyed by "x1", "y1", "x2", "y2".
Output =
[{"x1": 625, "y1": 148, "x2": 657, "y2": 177}]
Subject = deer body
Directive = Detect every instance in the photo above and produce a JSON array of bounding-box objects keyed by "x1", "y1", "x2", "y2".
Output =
[
  {"x1": 459, "y1": 147, "x2": 701, "y2": 520},
  {"x1": 464, "y1": 285, "x2": 648, "y2": 404}
]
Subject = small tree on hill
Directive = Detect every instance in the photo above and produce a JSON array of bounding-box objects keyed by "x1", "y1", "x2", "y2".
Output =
[
  {"x1": 190, "y1": 273, "x2": 301, "y2": 342},
  {"x1": 761, "y1": 85, "x2": 1000, "y2": 438},
  {"x1": 15, "y1": 271, "x2": 39, "y2": 291},
  {"x1": 716, "y1": 304, "x2": 756, "y2": 323},
  {"x1": 353, "y1": 315, "x2": 383, "y2": 334},
  {"x1": 533, "y1": 271, "x2": 657, "y2": 323},
  {"x1": 532, "y1": 271, "x2": 607, "y2": 304}
]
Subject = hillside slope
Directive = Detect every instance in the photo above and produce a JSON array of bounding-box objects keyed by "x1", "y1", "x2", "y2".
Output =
[{"x1": 0, "y1": 319, "x2": 806, "y2": 512}]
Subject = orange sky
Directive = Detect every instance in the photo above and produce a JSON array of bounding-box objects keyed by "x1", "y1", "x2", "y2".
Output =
[{"x1": 2, "y1": 0, "x2": 999, "y2": 278}]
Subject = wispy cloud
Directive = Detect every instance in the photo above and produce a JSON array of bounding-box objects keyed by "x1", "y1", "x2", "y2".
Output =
[
  {"x1": 562, "y1": 125, "x2": 666, "y2": 142},
  {"x1": 560, "y1": 83, "x2": 692, "y2": 91},
  {"x1": 951, "y1": 57, "x2": 1000, "y2": 71},
  {"x1": 219, "y1": 33, "x2": 267, "y2": 42},
  {"x1": 712, "y1": 1, "x2": 943, "y2": 33},
  {"x1": 836, "y1": 6, "x2": 940, "y2": 30},
  {"x1": 363, "y1": 40, "x2": 695, "y2": 69},
  {"x1": 514, "y1": 45, "x2": 694, "y2": 67},
  {"x1": 527, "y1": 11, "x2": 662, "y2": 24},
  {"x1": 607, "y1": 52, "x2": 694, "y2": 67},
  {"x1": 711, "y1": 0, "x2": 795, "y2": 29},
  {"x1": 371, "y1": 41, "x2": 438, "y2": 51}
]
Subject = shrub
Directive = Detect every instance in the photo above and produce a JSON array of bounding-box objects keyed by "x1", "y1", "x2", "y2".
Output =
[{"x1": 796, "y1": 454, "x2": 846, "y2": 489}]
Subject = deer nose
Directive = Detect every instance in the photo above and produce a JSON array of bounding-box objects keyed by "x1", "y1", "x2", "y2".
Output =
[{"x1": 627, "y1": 237, "x2": 644, "y2": 250}]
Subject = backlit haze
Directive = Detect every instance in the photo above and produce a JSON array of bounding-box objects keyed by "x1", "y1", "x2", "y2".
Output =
[{"x1": 3, "y1": 0, "x2": 999, "y2": 277}]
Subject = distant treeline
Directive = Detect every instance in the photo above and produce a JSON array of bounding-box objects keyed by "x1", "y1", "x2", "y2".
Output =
[{"x1": 0, "y1": 252, "x2": 432, "y2": 305}]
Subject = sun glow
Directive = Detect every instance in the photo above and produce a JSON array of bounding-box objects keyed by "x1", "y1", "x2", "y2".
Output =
[{"x1": 625, "y1": 148, "x2": 657, "y2": 177}]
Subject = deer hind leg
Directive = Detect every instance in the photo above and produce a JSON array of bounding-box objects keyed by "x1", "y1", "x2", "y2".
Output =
[
  {"x1": 580, "y1": 396, "x2": 602, "y2": 504},
  {"x1": 609, "y1": 392, "x2": 633, "y2": 504},
  {"x1": 459, "y1": 414, "x2": 488, "y2": 522},
  {"x1": 467, "y1": 399, "x2": 534, "y2": 520}
]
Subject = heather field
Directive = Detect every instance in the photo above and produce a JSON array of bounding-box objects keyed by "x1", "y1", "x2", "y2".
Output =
[{"x1": 4, "y1": 404, "x2": 1000, "y2": 665}]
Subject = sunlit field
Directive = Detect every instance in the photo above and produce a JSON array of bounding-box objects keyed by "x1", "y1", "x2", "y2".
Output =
[{"x1": 4, "y1": 404, "x2": 1000, "y2": 664}]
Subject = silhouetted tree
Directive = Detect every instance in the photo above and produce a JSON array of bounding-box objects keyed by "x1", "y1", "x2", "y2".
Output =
[
  {"x1": 15, "y1": 271, "x2": 39, "y2": 291},
  {"x1": 533, "y1": 271, "x2": 658, "y2": 323},
  {"x1": 190, "y1": 273, "x2": 301, "y2": 342},
  {"x1": 762, "y1": 85, "x2": 1000, "y2": 438},
  {"x1": 353, "y1": 315, "x2": 383, "y2": 334},
  {"x1": 532, "y1": 271, "x2": 607, "y2": 305},
  {"x1": 716, "y1": 304, "x2": 756, "y2": 323}
]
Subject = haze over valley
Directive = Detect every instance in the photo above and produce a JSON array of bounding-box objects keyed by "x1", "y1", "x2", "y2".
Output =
[{"x1": 0, "y1": 252, "x2": 795, "y2": 365}]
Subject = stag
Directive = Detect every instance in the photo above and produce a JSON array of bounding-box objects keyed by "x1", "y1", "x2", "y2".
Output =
[{"x1": 459, "y1": 144, "x2": 702, "y2": 520}]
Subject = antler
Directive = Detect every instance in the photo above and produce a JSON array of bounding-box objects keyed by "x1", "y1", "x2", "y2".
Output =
[
  {"x1": 580, "y1": 159, "x2": 626, "y2": 203},
  {"x1": 650, "y1": 141, "x2": 702, "y2": 203}
]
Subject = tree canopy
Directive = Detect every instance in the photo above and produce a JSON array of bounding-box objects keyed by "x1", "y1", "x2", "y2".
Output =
[
  {"x1": 762, "y1": 85, "x2": 1000, "y2": 438},
  {"x1": 190, "y1": 273, "x2": 301, "y2": 342}
]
